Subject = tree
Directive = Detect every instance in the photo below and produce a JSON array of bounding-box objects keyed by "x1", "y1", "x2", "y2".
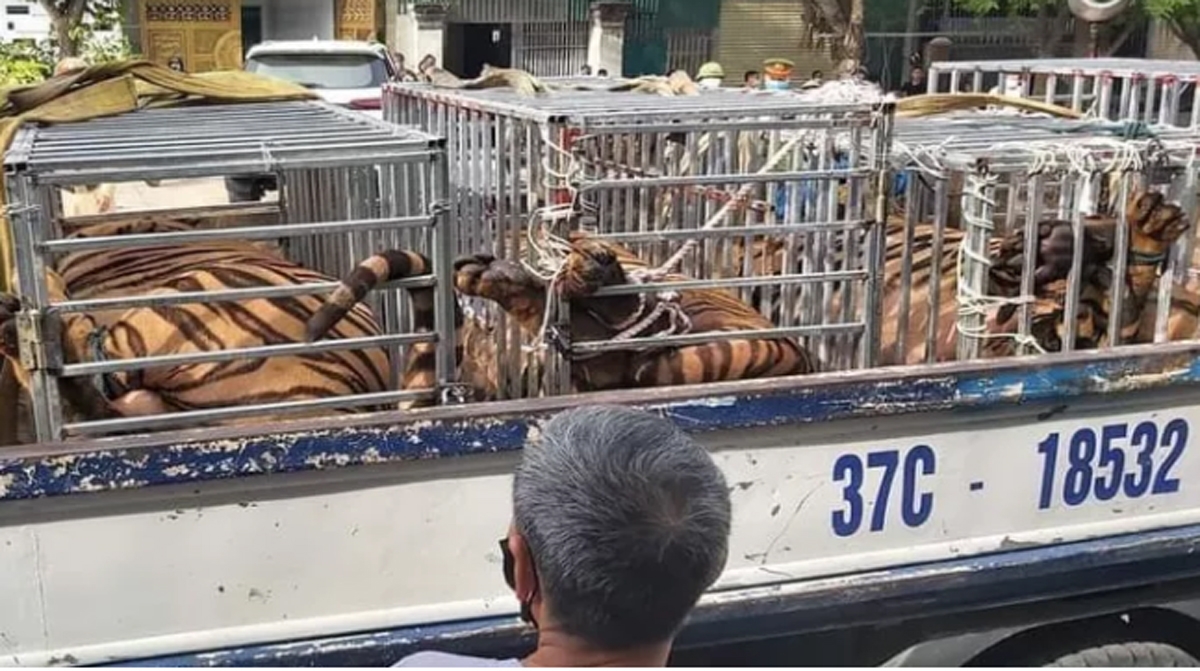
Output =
[
  {"x1": 799, "y1": 0, "x2": 866, "y2": 73},
  {"x1": 1143, "y1": 0, "x2": 1200, "y2": 57},
  {"x1": 951, "y1": 0, "x2": 1146, "y2": 58},
  {"x1": 32, "y1": 0, "x2": 122, "y2": 58}
]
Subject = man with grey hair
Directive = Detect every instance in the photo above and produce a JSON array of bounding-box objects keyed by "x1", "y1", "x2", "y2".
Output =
[{"x1": 395, "y1": 405, "x2": 732, "y2": 667}]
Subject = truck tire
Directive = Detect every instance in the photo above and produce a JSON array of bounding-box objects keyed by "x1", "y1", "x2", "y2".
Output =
[{"x1": 1042, "y1": 642, "x2": 1199, "y2": 667}]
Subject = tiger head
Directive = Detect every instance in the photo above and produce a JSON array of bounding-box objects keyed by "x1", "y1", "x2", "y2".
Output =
[{"x1": 987, "y1": 190, "x2": 1193, "y2": 355}]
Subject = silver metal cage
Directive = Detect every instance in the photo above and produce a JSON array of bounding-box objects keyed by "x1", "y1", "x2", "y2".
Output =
[
  {"x1": 385, "y1": 82, "x2": 896, "y2": 397},
  {"x1": 4, "y1": 101, "x2": 457, "y2": 441},
  {"x1": 927, "y1": 58, "x2": 1200, "y2": 128}
]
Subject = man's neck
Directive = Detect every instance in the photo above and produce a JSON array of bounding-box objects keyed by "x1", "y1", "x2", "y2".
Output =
[{"x1": 523, "y1": 631, "x2": 671, "y2": 667}]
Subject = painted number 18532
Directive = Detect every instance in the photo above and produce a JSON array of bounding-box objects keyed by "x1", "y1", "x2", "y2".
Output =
[{"x1": 1036, "y1": 418, "x2": 1189, "y2": 509}]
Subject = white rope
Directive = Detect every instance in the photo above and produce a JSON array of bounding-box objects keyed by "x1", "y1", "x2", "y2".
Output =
[
  {"x1": 893, "y1": 136, "x2": 953, "y2": 180},
  {"x1": 953, "y1": 171, "x2": 1046, "y2": 356},
  {"x1": 649, "y1": 131, "x2": 811, "y2": 279},
  {"x1": 985, "y1": 137, "x2": 1146, "y2": 176}
]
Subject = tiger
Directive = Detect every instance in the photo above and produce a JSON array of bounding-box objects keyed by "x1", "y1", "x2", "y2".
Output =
[
  {"x1": 0, "y1": 216, "x2": 394, "y2": 444},
  {"x1": 730, "y1": 189, "x2": 1194, "y2": 365},
  {"x1": 879, "y1": 189, "x2": 1195, "y2": 363},
  {"x1": 304, "y1": 232, "x2": 817, "y2": 404}
]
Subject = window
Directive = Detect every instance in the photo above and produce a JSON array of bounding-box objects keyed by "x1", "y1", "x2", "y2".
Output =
[
  {"x1": 244, "y1": 53, "x2": 388, "y2": 90},
  {"x1": 5, "y1": 5, "x2": 29, "y2": 14}
]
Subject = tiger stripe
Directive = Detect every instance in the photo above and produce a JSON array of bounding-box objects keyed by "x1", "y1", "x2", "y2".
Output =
[
  {"x1": 310, "y1": 232, "x2": 817, "y2": 400},
  {"x1": 1, "y1": 217, "x2": 395, "y2": 437}
]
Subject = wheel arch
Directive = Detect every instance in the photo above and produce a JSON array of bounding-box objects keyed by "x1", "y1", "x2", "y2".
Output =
[{"x1": 882, "y1": 602, "x2": 1200, "y2": 667}]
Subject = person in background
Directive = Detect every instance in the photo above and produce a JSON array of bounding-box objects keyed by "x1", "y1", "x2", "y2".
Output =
[
  {"x1": 743, "y1": 70, "x2": 760, "y2": 89},
  {"x1": 596, "y1": 68, "x2": 608, "y2": 77},
  {"x1": 800, "y1": 69, "x2": 823, "y2": 88},
  {"x1": 696, "y1": 61, "x2": 725, "y2": 89},
  {"x1": 579, "y1": 64, "x2": 593, "y2": 76},
  {"x1": 394, "y1": 405, "x2": 733, "y2": 667},
  {"x1": 762, "y1": 57, "x2": 795, "y2": 91},
  {"x1": 167, "y1": 55, "x2": 185, "y2": 72},
  {"x1": 898, "y1": 65, "x2": 925, "y2": 97}
]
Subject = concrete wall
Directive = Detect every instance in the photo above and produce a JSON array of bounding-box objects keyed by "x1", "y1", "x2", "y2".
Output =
[{"x1": 1147, "y1": 18, "x2": 1196, "y2": 61}]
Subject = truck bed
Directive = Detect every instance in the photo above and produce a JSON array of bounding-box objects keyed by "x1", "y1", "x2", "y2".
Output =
[{"x1": 4, "y1": 343, "x2": 1200, "y2": 666}]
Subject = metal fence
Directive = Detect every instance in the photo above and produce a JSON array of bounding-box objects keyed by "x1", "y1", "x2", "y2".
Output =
[
  {"x1": 884, "y1": 112, "x2": 1200, "y2": 366},
  {"x1": 927, "y1": 58, "x2": 1200, "y2": 128},
  {"x1": 385, "y1": 82, "x2": 894, "y2": 398},
  {"x1": 4, "y1": 101, "x2": 455, "y2": 442}
]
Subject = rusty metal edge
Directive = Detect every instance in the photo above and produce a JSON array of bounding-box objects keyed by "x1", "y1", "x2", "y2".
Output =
[{"x1": 4, "y1": 342, "x2": 1200, "y2": 501}]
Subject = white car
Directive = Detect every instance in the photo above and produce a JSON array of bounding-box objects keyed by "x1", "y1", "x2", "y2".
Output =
[
  {"x1": 243, "y1": 40, "x2": 396, "y2": 118},
  {"x1": 230, "y1": 40, "x2": 396, "y2": 202}
]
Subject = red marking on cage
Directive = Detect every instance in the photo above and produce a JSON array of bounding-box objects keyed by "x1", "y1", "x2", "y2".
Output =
[
  {"x1": 1100, "y1": 71, "x2": 1113, "y2": 81},
  {"x1": 1158, "y1": 74, "x2": 1178, "y2": 85}
]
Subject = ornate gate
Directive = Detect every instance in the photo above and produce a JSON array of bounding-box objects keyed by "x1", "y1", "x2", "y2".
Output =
[
  {"x1": 140, "y1": 0, "x2": 244, "y2": 72},
  {"x1": 336, "y1": 0, "x2": 379, "y2": 41}
]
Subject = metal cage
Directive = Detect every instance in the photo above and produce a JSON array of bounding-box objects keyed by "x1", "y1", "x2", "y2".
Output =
[
  {"x1": 886, "y1": 111, "x2": 1200, "y2": 366},
  {"x1": 927, "y1": 58, "x2": 1200, "y2": 128},
  {"x1": 4, "y1": 101, "x2": 457, "y2": 442},
  {"x1": 385, "y1": 81, "x2": 896, "y2": 397}
]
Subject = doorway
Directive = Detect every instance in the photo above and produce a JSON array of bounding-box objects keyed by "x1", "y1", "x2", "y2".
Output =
[
  {"x1": 241, "y1": 5, "x2": 262, "y2": 57},
  {"x1": 444, "y1": 22, "x2": 512, "y2": 78}
]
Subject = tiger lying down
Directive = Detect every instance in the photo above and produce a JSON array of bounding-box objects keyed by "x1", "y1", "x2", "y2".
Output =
[
  {"x1": 0, "y1": 220, "x2": 815, "y2": 438},
  {"x1": 0, "y1": 189, "x2": 1193, "y2": 439},
  {"x1": 0, "y1": 217, "x2": 393, "y2": 439},
  {"x1": 728, "y1": 189, "x2": 1197, "y2": 365},
  {"x1": 304, "y1": 235, "x2": 818, "y2": 400},
  {"x1": 879, "y1": 189, "x2": 1197, "y2": 363}
]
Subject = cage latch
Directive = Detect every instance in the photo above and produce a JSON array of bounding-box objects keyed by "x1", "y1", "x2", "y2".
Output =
[{"x1": 16, "y1": 309, "x2": 61, "y2": 372}]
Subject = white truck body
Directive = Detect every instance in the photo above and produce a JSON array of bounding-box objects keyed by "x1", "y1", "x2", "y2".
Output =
[{"x1": 5, "y1": 347, "x2": 1200, "y2": 666}]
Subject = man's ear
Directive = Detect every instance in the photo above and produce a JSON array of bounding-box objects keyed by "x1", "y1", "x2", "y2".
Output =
[{"x1": 507, "y1": 527, "x2": 538, "y2": 603}]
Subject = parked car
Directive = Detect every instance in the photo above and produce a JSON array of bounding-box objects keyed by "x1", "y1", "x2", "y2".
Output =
[{"x1": 227, "y1": 40, "x2": 397, "y2": 202}]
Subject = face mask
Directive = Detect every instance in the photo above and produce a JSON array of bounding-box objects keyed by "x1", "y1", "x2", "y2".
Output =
[
  {"x1": 500, "y1": 537, "x2": 539, "y2": 628},
  {"x1": 699, "y1": 78, "x2": 721, "y2": 89},
  {"x1": 764, "y1": 79, "x2": 789, "y2": 91}
]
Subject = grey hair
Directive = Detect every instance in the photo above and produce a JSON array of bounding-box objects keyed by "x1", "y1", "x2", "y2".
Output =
[{"x1": 512, "y1": 405, "x2": 731, "y2": 650}]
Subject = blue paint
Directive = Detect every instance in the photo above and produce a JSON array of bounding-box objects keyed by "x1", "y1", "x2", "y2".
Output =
[
  {"x1": 5, "y1": 347, "x2": 1200, "y2": 501},
  {"x1": 106, "y1": 522, "x2": 1200, "y2": 667}
]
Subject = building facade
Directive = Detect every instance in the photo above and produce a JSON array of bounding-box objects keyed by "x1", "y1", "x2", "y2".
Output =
[
  {"x1": 124, "y1": 0, "x2": 382, "y2": 71},
  {"x1": 116, "y1": 0, "x2": 838, "y2": 81},
  {"x1": 1, "y1": 2, "x2": 122, "y2": 47},
  {"x1": 0, "y1": 1, "x2": 54, "y2": 43},
  {"x1": 394, "y1": 0, "x2": 727, "y2": 79}
]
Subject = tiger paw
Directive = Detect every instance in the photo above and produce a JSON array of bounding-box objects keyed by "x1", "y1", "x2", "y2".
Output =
[
  {"x1": 453, "y1": 253, "x2": 542, "y2": 301},
  {"x1": 0, "y1": 293, "x2": 19, "y2": 360},
  {"x1": 1127, "y1": 190, "x2": 1190, "y2": 252}
]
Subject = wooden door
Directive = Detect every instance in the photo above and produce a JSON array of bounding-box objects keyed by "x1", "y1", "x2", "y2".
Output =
[
  {"x1": 335, "y1": 0, "x2": 378, "y2": 41},
  {"x1": 140, "y1": 0, "x2": 244, "y2": 73}
]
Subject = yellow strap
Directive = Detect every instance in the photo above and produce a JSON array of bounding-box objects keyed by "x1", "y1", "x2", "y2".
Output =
[
  {"x1": 0, "y1": 60, "x2": 316, "y2": 294},
  {"x1": 896, "y1": 93, "x2": 1085, "y2": 119}
]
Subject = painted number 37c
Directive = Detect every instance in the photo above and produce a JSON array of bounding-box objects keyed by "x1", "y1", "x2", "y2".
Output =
[{"x1": 831, "y1": 446, "x2": 935, "y2": 537}]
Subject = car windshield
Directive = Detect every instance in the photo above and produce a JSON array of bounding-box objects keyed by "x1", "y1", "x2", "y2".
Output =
[{"x1": 246, "y1": 53, "x2": 387, "y2": 89}]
